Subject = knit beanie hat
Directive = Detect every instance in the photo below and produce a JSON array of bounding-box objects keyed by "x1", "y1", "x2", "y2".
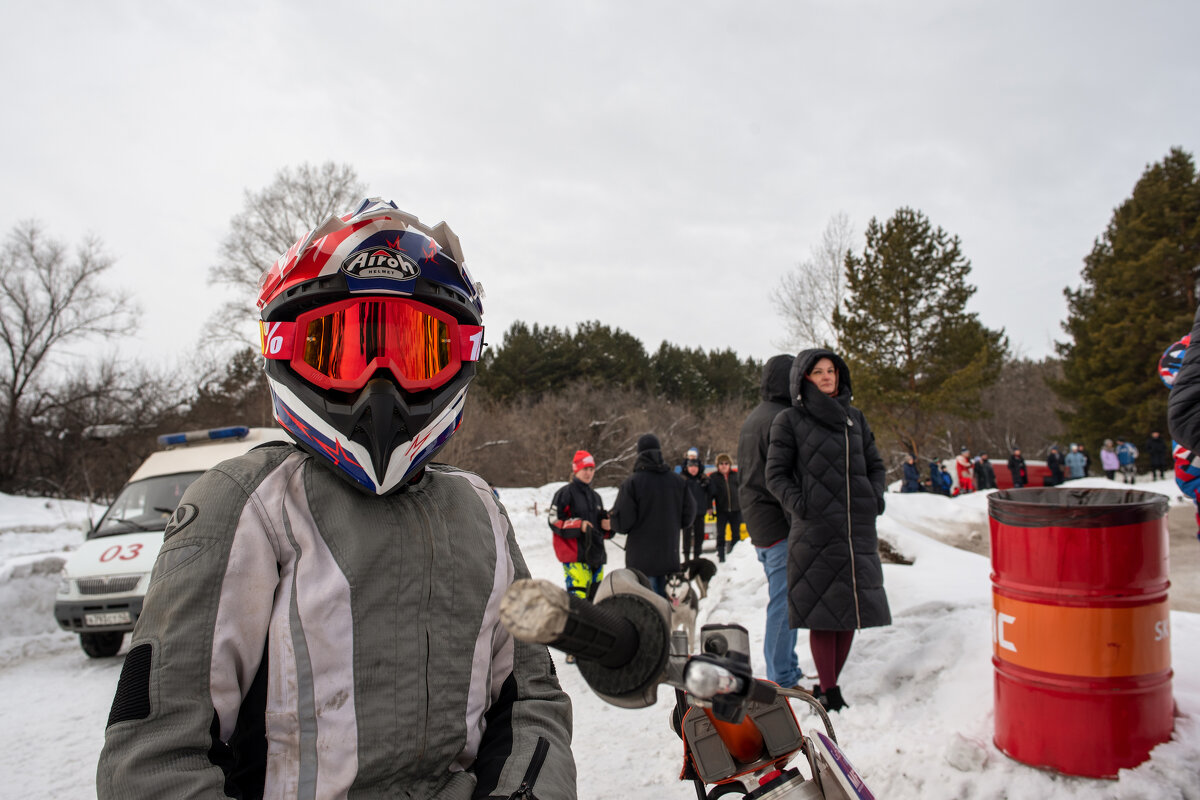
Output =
[
  {"x1": 572, "y1": 450, "x2": 595, "y2": 473},
  {"x1": 637, "y1": 434, "x2": 661, "y2": 453}
]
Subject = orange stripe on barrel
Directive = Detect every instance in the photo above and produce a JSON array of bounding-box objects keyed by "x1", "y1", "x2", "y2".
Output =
[{"x1": 992, "y1": 592, "x2": 1171, "y2": 678}]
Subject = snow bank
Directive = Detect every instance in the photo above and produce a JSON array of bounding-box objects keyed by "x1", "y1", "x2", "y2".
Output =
[
  {"x1": 0, "y1": 491, "x2": 95, "y2": 534},
  {"x1": 0, "y1": 493, "x2": 98, "y2": 668}
]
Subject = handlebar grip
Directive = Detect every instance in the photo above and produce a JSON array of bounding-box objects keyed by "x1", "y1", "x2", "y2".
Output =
[
  {"x1": 500, "y1": 579, "x2": 638, "y2": 668},
  {"x1": 502, "y1": 577, "x2": 671, "y2": 700},
  {"x1": 561, "y1": 592, "x2": 641, "y2": 668}
]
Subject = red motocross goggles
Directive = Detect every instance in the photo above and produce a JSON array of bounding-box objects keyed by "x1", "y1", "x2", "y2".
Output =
[{"x1": 260, "y1": 297, "x2": 484, "y2": 392}]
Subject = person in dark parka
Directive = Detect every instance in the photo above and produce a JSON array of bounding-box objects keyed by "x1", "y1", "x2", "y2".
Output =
[
  {"x1": 1167, "y1": 320, "x2": 1200, "y2": 539},
  {"x1": 928, "y1": 461, "x2": 951, "y2": 495},
  {"x1": 900, "y1": 455, "x2": 922, "y2": 492},
  {"x1": 708, "y1": 452, "x2": 742, "y2": 561},
  {"x1": 975, "y1": 452, "x2": 997, "y2": 490},
  {"x1": 737, "y1": 354, "x2": 805, "y2": 689},
  {"x1": 610, "y1": 433, "x2": 696, "y2": 598},
  {"x1": 1146, "y1": 431, "x2": 1169, "y2": 480},
  {"x1": 1007, "y1": 449, "x2": 1028, "y2": 488},
  {"x1": 680, "y1": 448, "x2": 710, "y2": 561},
  {"x1": 1172, "y1": 310, "x2": 1200, "y2": 454},
  {"x1": 1046, "y1": 446, "x2": 1064, "y2": 486},
  {"x1": 766, "y1": 349, "x2": 890, "y2": 712},
  {"x1": 1169, "y1": 321, "x2": 1200, "y2": 453}
]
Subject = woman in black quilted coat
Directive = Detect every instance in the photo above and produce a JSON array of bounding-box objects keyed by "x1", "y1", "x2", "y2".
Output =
[{"x1": 765, "y1": 349, "x2": 890, "y2": 712}]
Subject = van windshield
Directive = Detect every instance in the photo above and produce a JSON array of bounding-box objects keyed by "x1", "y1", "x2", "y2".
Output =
[{"x1": 90, "y1": 472, "x2": 205, "y2": 539}]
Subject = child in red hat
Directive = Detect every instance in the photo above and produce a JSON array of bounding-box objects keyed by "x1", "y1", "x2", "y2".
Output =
[{"x1": 549, "y1": 449, "x2": 612, "y2": 601}]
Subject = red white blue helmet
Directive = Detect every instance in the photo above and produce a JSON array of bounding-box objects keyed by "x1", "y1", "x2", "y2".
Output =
[
  {"x1": 1159, "y1": 334, "x2": 1190, "y2": 388},
  {"x1": 257, "y1": 199, "x2": 484, "y2": 495}
]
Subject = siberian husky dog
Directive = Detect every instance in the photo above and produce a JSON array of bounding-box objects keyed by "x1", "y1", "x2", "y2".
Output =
[
  {"x1": 665, "y1": 571, "x2": 700, "y2": 652},
  {"x1": 680, "y1": 557, "x2": 718, "y2": 599}
]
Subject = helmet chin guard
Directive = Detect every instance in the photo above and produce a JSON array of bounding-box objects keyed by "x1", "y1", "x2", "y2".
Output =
[{"x1": 258, "y1": 199, "x2": 483, "y2": 495}]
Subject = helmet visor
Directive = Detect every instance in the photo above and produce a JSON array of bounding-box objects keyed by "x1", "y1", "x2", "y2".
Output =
[{"x1": 261, "y1": 297, "x2": 483, "y2": 392}]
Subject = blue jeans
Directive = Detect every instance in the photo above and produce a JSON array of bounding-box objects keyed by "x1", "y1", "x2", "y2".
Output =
[{"x1": 757, "y1": 539, "x2": 803, "y2": 688}]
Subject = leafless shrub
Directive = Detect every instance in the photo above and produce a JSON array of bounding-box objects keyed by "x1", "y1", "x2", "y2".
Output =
[
  {"x1": 441, "y1": 382, "x2": 755, "y2": 487},
  {"x1": 955, "y1": 357, "x2": 1067, "y2": 458}
]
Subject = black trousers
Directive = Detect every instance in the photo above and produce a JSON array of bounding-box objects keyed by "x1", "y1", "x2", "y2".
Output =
[
  {"x1": 715, "y1": 510, "x2": 742, "y2": 559},
  {"x1": 682, "y1": 514, "x2": 705, "y2": 561}
]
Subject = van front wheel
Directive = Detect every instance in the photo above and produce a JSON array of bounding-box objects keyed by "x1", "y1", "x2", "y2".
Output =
[{"x1": 80, "y1": 632, "x2": 124, "y2": 658}]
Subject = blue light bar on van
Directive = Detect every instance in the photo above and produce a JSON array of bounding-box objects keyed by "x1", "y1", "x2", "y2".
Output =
[{"x1": 156, "y1": 426, "x2": 251, "y2": 447}]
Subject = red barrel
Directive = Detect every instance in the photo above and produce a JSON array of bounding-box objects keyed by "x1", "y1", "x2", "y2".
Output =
[{"x1": 988, "y1": 488, "x2": 1174, "y2": 778}]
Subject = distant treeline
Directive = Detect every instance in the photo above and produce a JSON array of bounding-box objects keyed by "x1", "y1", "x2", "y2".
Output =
[{"x1": 474, "y1": 320, "x2": 761, "y2": 408}]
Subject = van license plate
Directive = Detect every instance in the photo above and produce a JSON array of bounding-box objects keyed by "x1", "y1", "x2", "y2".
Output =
[{"x1": 84, "y1": 612, "x2": 131, "y2": 627}]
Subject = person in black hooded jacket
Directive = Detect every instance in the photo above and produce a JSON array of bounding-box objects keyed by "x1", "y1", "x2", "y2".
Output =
[
  {"x1": 1169, "y1": 312, "x2": 1200, "y2": 453},
  {"x1": 737, "y1": 354, "x2": 806, "y2": 690},
  {"x1": 610, "y1": 433, "x2": 696, "y2": 598},
  {"x1": 766, "y1": 349, "x2": 890, "y2": 712},
  {"x1": 680, "y1": 447, "x2": 710, "y2": 561},
  {"x1": 708, "y1": 453, "x2": 741, "y2": 561},
  {"x1": 900, "y1": 455, "x2": 922, "y2": 492}
]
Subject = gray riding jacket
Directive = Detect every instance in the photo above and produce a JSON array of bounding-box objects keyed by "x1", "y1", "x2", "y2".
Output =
[{"x1": 97, "y1": 444, "x2": 575, "y2": 799}]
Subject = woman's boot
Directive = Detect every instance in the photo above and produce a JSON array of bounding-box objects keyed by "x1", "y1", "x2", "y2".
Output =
[{"x1": 819, "y1": 685, "x2": 848, "y2": 712}]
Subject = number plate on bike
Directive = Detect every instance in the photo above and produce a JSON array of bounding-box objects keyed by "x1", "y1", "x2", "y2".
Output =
[{"x1": 84, "y1": 611, "x2": 131, "y2": 627}]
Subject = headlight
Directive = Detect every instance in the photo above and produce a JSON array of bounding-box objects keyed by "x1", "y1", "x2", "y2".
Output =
[{"x1": 57, "y1": 578, "x2": 72, "y2": 595}]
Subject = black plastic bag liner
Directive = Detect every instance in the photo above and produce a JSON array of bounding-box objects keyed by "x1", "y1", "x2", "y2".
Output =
[{"x1": 988, "y1": 488, "x2": 1168, "y2": 528}]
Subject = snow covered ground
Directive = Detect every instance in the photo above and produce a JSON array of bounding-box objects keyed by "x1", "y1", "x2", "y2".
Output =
[{"x1": 1, "y1": 479, "x2": 1198, "y2": 798}]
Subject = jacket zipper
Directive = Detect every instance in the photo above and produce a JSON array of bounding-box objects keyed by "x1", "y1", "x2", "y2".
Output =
[
  {"x1": 509, "y1": 736, "x2": 550, "y2": 799},
  {"x1": 845, "y1": 419, "x2": 861, "y2": 628},
  {"x1": 413, "y1": 494, "x2": 435, "y2": 761}
]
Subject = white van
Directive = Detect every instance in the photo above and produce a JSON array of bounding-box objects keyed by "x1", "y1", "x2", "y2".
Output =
[{"x1": 54, "y1": 426, "x2": 288, "y2": 657}]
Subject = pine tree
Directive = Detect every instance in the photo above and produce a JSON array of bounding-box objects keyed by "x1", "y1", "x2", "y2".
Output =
[
  {"x1": 475, "y1": 322, "x2": 573, "y2": 402},
  {"x1": 1056, "y1": 148, "x2": 1200, "y2": 449},
  {"x1": 569, "y1": 322, "x2": 652, "y2": 392},
  {"x1": 650, "y1": 342, "x2": 712, "y2": 407},
  {"x1": 185, "y1": 347, "x2": 274, "y2": 429},
  {"x1": 834, "y1": 208, "x2": 1007, "y2": 457}
]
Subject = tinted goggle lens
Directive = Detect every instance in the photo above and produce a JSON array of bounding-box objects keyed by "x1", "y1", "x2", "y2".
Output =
[
  {"x1": 261, "y1": 298, "x2": 483, "y2": 391},
  {"x1": 303, "y1": 302, "x2": 451, "y2": 383}
]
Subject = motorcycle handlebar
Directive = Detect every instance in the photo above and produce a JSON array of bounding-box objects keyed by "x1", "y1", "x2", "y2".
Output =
[
  {"x1": 500, "y1": 577, "x2": 672, "y2": 704},
  {"x1": 499, "y1": 578, "x2": 639, "y2": 668}
]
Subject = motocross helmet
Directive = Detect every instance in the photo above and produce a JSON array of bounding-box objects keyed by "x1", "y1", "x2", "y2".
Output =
[
  {"x1": 1159, "y1": 334, "x2": 1190, "y2": 388},
  {"x1": 257, "y1": 198, "x2": 484, "y2": 495}
]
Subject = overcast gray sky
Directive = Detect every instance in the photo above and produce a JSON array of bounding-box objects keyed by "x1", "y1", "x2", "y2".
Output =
[{"x1": 3, "y1": 0, "x2": 1197, "y2": 371}]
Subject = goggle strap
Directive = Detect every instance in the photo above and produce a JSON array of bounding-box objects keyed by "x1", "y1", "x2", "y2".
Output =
[
  {"x1": 261, "y1": 320, "x2": 297, "y2": 360},
  {"x1": 460, "y1": 325, "x2": 484, "y2": 362}
]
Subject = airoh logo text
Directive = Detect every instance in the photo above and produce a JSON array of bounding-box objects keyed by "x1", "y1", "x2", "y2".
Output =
[{"x1": 341, "y1": 247, "x2": 421, "y2": 280}]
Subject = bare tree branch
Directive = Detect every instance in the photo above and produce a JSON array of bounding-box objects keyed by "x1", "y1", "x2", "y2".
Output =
[
  {"x1": 0, "y1": 221, "x2": 138, "y2": 485},
  {"x1": 772, "y1": 212, "x2": 855, "y2": 351},
  {"x1": 207, "y1": 162, "x2": 367, "y2": 346}
]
